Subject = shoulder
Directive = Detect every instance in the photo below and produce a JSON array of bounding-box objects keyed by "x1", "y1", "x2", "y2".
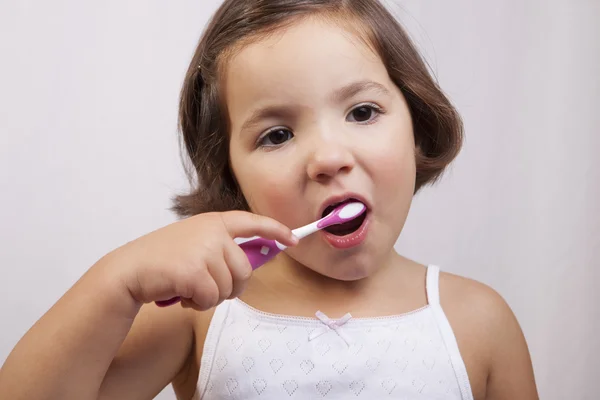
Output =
[
  {"x1": 438, "y1": 270, "x2": 514, "y2": 334},
  {"x1": 437, "y1": 270, "x2": 539, "y2": 399},
  {"x1": 437, "y1": 271, "x2": 505, "y2": 373},
  {"x1": 438, "y1": 270, "x2": 523, "y2": 360}
]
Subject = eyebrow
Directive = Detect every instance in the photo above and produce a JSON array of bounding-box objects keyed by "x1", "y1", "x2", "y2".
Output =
[
  {"x1": 330, "y1": 80, "x2": 391, "y2": 103},
  {"x1": 240, "y1": 105, "x2": 297, "y2": 134},
  {"x1": 239, "y1": 80, "x2": 391, "y2": 134}
]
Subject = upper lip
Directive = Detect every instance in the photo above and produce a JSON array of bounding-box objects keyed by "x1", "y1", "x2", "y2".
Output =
[{"x1": 317, "y1": 192, "x2": 371, "y2": 219}]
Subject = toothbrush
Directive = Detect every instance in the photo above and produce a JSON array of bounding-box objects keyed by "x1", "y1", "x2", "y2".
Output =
[{"x1": 155, "y1": 201, "x2": 366, "y2": 307}]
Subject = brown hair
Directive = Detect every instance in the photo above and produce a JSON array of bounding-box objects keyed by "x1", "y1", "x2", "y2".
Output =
[{"x1": 172, "y1": 0, "x2": 463, "y2": 218}]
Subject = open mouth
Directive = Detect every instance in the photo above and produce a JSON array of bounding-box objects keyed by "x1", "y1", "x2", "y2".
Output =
[{"x1": 321, "y1": 199, "x2": 368, "y2": 236}]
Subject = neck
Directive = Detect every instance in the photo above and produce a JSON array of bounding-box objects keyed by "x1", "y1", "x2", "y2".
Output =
[
  {"x1": 271, "y1": 251, "x2": 396, "y2": 291},
  {"x1": 241, "y1": 248, "x2": 419, "y2": 318}
]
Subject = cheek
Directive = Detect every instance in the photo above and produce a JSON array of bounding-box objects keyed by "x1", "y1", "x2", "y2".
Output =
[
  {"x1": 236, "y1": 163, "x2": 306, "y2": 225},
  {"x1": 379, "y1": 145, "x2": 415, "y2": 187},
  {"x1": 364, "y1": 125, "x2": 416, "y2": 214},
  {"x1": 370, "y1": 127, "x2": 416, "y2": 186}
]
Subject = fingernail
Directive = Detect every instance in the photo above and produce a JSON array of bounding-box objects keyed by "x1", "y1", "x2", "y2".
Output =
[{"x1": 291, "y1": 234, "x2": 299, "y2": 244}]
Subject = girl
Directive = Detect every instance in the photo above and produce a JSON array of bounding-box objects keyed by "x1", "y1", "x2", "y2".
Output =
[{"x1": 0, "y1": 0, "x2": 538, "y2": 399}]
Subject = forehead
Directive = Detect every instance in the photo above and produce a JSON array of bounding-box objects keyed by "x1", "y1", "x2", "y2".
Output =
[{"x1": 223, "y1": 17, "x2": 391, "y2": 127}]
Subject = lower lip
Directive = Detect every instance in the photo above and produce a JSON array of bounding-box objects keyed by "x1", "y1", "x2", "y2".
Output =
[{"x1": 321, "y1": 212, "x2": 370, "y2": 249}]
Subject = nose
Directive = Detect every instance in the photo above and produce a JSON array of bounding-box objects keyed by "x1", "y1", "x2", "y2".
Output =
[{"x1": 306, "y1": 135, "x2": 355, "y2": 182}]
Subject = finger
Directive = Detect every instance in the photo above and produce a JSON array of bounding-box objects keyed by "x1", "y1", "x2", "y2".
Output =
[
  {"x1": 206, "y1": 253, "x2": 234, "y2": 303},
  {"x1": 182, "y1": 297, "x2": 212, "y2": 312},
  {"x1": 187, "y1": 268, "x2": 220, "y2": 311},
  {"x1": 223, "y1": 239, "x2": 252, "y2": 299},
  {"x1": 182, "y1": 297, "x2": 215, "y2": 312},
  {"x1": 180, "y1": 298, "x2": 193, "y2": 309},
  {"x1": 220, "y1": 211, "x2": 298, "y2": 246}
]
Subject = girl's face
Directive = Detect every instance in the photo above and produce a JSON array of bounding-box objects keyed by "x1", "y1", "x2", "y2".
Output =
[{"x1": 226, "y1": 17, "x2": 416, "y2": 281}]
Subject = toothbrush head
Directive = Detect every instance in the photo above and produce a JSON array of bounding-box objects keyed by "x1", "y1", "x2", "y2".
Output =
[{"x1": 317, "y1": 201, "x2": 366, "y2": 229}]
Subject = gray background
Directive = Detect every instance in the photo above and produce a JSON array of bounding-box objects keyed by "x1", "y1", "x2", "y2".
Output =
[{"x1": 1, "y1": 1, "x2": 598, "y2": 399}]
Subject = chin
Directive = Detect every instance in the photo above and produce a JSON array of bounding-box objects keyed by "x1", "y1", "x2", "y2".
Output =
[{"x1": 315, "y1": 257, "x2": 377, "y2": 281}]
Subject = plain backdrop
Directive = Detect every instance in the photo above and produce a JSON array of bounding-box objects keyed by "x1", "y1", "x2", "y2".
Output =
[{"x1": 1, "y1": 1, "x2": 598, "y2": 399}]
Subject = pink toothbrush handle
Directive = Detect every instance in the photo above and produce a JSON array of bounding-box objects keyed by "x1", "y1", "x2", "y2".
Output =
[
  {"x1": 237, "y1": 237, "x2": 283, "y2": 269},
  {"x1": 155, "y1": 237, "x2": 282, "y2": 307}
]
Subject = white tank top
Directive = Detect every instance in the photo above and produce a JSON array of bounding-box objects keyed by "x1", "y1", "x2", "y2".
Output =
[{"x1": 193, "y1": 265, "x2": 473, "y2": 399}]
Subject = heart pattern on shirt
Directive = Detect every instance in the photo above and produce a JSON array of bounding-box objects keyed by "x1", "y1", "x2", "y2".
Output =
[
  {"x1": 316, "y1": 380, "x2": 332, "y2": 396},
  {"x1": 332, "y1": 360, "x2": 348, "y2": 375},
  {"x1": 349, "y1": 343, "x2": 363, "y2": 355},
  {"x1": 366, "y1": 357, "x2": 380, "y2": 371},
  {"x1": 258, "y1": 338, "x2": 272, "y2": 353},
  {"x1": 253, "y1": 379, "x2": 267, "y2": 395},
  {"x1": 378, "y1": 339, "x2": 391, "y2": 352},
  {"x1": 382, "y1": 378, "x2": 397, "y2": 394},
  {"x1": 300, "y1": 360, "x2": 315, "y2": 375},
  {"x1": 395, "y1": 357, "x2": 409, "y2": 372},
  {"x1": 216, "y1": 356, "x2": 227, "y2": 372},
  {"x1": 248, "y1": 319, "x2": 261, "y2": 332},
  {"x1": 283, "y1": 380, "x2": 298, "y2": 396},
  {"x1": 242, "y1": 357, "x2": 255, "y2": 373},
  {"x1": 277, "y1": 324, "x2": 287, "y2": 334},
  {"x1": 270, "y1": 359, "x2": 284, "y2": 374},
  {"x1": 350, "y1": 380, "x2": 365, "y2": 395},
  {"x1": 286, "y1": 340, "x2": 300, "y2": 354},
  {"x1": 423, "y1": 356, "x2": 436, "y2": 370},
  {"x1": 226, "y1": 378, "x2": 238, "y2": 395},
  {"x1": 231, "y1": 336, "x2": 244, "y2": 351},
  {"x1": 413, "y1": 378, "x2": 426, "y2": 393},
  {"x1": 202, "y1": 289, "x2": 467, "y2": 399}
]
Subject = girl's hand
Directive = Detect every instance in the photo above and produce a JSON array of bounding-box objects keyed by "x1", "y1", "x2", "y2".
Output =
[{"x1": 109, "y1": 210, "x2": 297, "y2": 311}]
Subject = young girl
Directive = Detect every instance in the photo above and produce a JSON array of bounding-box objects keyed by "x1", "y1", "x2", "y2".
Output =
[{"x1": 0, "y1": 0, "x2": 538, "y2": 399}]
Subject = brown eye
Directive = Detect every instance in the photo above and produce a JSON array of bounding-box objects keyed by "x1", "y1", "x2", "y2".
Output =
[
  {"x1": 347, "y1": 104, "x2": 381, "y2": 124},
  {"x1": 259, "y1": 128, "x2": 293, "y2": 147},
  {"x1": 352, "y1": 107, "x2": 373, "y2": 122}
]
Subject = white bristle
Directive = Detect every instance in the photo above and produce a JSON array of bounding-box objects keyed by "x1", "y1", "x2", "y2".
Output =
[{"x1": 338, "y1": 202, "x2": 365, "y2": 219}]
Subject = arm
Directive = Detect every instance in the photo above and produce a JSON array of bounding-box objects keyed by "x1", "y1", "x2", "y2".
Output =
[
  {"x1": 484, "y1": 290, "x2": 538, "y2": 399},
  {"x1": 98, "y1": 302, "x2": 195, "y2": 399},
  {"x1": 440, "y1": 272, "x2": 539, "y2": 400},
  {"x1": 0, "y1": 211, "x2": 296, "y2": 400},
  {"x1": 0, "y1": 254, "x2": 194, "y2": 400}
]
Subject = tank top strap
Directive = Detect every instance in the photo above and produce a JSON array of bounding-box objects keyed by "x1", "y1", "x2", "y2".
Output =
[
  {"x1": 196, "y1": 301, "x2": 231, "y2": 399},
  {"x1": 426, "y1": 264, "x2": 441, "y2": 306},
  {"x1": 425, "y1": 264, "x2": 475, "y2": 399}
]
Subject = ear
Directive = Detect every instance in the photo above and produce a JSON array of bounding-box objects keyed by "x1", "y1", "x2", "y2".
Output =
[{"x1": 414, "y1": 141, "x2": 423, "y2": 156}]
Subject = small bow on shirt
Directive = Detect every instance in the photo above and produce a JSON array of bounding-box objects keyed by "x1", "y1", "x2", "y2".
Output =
[{"x1": 309, "y1": 311, "x2": 353, "y2": 346}]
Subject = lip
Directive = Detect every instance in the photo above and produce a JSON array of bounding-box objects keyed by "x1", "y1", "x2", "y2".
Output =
[
  {"x1": 321, "y1": 211, "x2": 370, "y2": 249},
  {"x1": 317, "y1": 192, "x2": 371, "y2": 220}
]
